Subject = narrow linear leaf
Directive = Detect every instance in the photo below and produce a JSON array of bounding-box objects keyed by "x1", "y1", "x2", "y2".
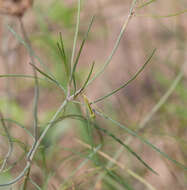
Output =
[
  {"x1": 0, "y1": 74, "x2": 67, "y2": 90},
  {"x1": 92, "y1": 123, "x2": 158, "y2": 175},
  {"x1": 96, "y1": 111, "x2": 187, "y2": 171},
  {"x1": 75, "y1": 61, "x2": 95, "y2": 97},
  {"x1": 93, "y1": 48, "x2": 156, "y2": 104},
  {"x1": 57, "y1": 43, "x2": 64, "y2": 60},
  {"x1": 104, "y1": 177, "x2": 123, "y2": 190},
  {"x1": 77, "y1": 139, "x2": 156, "y2": 190},
  {"x1": 60, "y1": 144, "x2": 101, "y2": 188},
  {"x1": 70, "y1": 0, "x2": 81, "y2": 79},
  {"x1": 107, "y1": 170, "x2": 134, "y2": 190},
  {"x1": 57, "y1": 32, "x2": 69, "y2": 77},
  {"x1": 81, "y1": 62, "x2": 95, "y2": 91},
  {"x1": 58, "y1": 33, "x2": 66, "y2": 61},
  {"x1": 71, "y1": 16, "x2": 95, "y2": 90},
  {"x1": 72, "y1": 14, "x2": 94, "y2": 73},
  {"x1": 137, "y1": 0, "x2": 157, "y2": 9},
  {"x1": 29, "y1": 179, "x2": 42, "y2": 190},
  {"x1": 77, "y1": 139, "x2": 134, "y2": 190},
  {"x1": 0, "y1": 74, "x2": 42, "y2": 80},
  {"x1": 88, "y1": 0, "x2": 138, "y2": 85},
  {"x1": 136, "y1": 9, "x2": 187, "y2": 18},
  {"x1": 29, "y1": 63, "x2": 66, "y2": 92},
  {"x1": 56, "y1": 114, "x2": 157, "y2": 175}
]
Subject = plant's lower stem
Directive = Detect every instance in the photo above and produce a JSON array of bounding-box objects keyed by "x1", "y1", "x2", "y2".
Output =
[{"x1": 29, "y1": 99, "x2": 69, "y2": 160}]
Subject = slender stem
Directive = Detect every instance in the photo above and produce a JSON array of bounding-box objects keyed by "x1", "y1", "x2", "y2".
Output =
[
  {"x1": 87, "y1": 0, "x2": 137, "y2": 85},
  {"x1": 92, "y1": 49, "x2": 156, "y2": 104},
  {"x1": 28, "y1": 99, "x2": 69, "y2": 161},
  {"x1": 70, "y1": 0, "x2": 81, "y2": 84}
]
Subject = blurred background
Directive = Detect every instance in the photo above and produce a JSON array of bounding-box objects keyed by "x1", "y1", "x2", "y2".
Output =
[{"x1": 0, "y1": 0, "x2": 187, "y2": 189}]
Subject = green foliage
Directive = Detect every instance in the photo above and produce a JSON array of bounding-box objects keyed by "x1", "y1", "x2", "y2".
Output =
[{"x1": 0, "y1": 0, "x2": 187, "y2": 189}]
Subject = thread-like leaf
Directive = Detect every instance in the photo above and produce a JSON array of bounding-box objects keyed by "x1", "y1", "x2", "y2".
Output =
[
  {"x1": 60, "y1": 144, "x2": 101, "y2": 188},
  {"x1": 107, "y1": 170, "x2": 134, "y2": 190},
  {"x1": 96, "y1": 110, "x2": 187, "y2": 171},
  {"x1": 73, "y1": 61, "x2": 95, "y2": 98},
  {"x1": 137, "y1": 9, "x2": 187, "y2": 18},
  {"x1": 29, "y1": 179, "x2": 42, "y2": 190},
  {"x1": 137, "y1": 0, "x2": 157, "y2": 9},
  {"x1": 93, "y1": 49, "x2": 156, "y2": 104},
  {"x1": 92, "y1": 122, "x2": 158, "y2": 175},
  {"x1": 80, "y1": 61, "x2": 95, "y2": 92},
  {"x1": 71, "y1": 16, "x2": 95, "y2": 90},
  {"x1": 0, "y1": 74, "x2": 41, "y2": 80},
  {"x1": 70, "y1": 0, "x2": 81, "y2": 81},
  {"x1": 55, "y1": 114, "x2": 158, "y2": 174},
  {"x1": 88, "y1": 0, "x2": 138, "y2": 85},
  {"x1": 57, "y1": 32, "x2": 69, "y2": 77},
  {"x1": 29, "y1": 63, "x2": 66, "y2": 92}
]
